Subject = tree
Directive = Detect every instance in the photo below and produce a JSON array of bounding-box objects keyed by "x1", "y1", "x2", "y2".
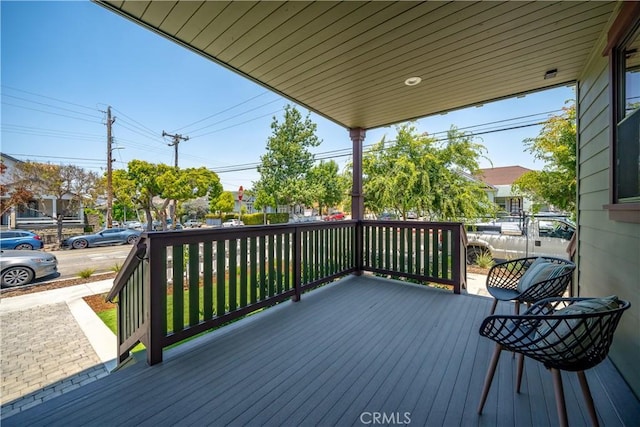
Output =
[
  {"x1": 11, "y1": 162, "x2": 100, "y2": 244},
  {"x1": 112, "y1": 160, "x2": 222, "y2": 231},
  {"x1": 362, "y1": 123, "x2": 494, "y2": 221},
  {"x1": 180, "y1": 198, "x2": 209, "y2": 220},
  {"x1": 212, "y1": 191, "x2": 235, "y2": 214},
  {"x1": 307, "y1": 160, "x2": 348, "y2": 215},
  {"x1": 1, "y1": 157, "x2": 34, "y2": 217},
  {"x1": 112, "y1": 198, "x2": 137, "y2": 224},
  {"x1": 253, "y1": 105, "x2": 321, "y2": 212},
  {"x1": 512, "y1": 104, "x2": 576, "y2": 214}
]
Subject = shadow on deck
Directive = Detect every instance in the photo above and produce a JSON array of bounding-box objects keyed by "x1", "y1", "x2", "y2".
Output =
[{"x1": 4, "y1": 275, "x2": 639, "y2": 426}]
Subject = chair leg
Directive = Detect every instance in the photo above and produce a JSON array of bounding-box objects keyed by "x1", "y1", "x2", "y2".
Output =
[
  {"x1": 551, "y1": 368, "x2": 569, "y2": 427},
  {"x1": 478, "y1": 343, "x2": 502, "y2": 414},
  {"x1": 490, "y1": 299, "x2": 498, "y2": 314},
  {"x1": 516, "y1": 353, "x2": 524, "y2": 393},
  {"x1": 577, "y1": 371, "x2": 599, "y2": 427}
]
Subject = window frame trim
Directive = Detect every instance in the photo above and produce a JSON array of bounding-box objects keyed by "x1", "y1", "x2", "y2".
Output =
[{"x1": 603, "y1": 2, "x2": 640, "y2": 223}]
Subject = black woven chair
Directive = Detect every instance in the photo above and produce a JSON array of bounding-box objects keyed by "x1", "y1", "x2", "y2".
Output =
[
  {"x1": 477, "y1": 296, "x2": 630, "y2": 427},
  {"x1": 486, "y1": 256, "x2": 575, "y2": 314}
]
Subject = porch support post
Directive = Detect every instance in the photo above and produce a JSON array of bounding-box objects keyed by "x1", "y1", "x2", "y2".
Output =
[
  {"x1": 349, "y1": 128, "x2": 366, "y2": 221},
  {"x1": 350, "y1": 128, "x2": 366, "y2": 275},
  {"x1": 146, "y1": 238, "x2": 164, "y2": 365}
]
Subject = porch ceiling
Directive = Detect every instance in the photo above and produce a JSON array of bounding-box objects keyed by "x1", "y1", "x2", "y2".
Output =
[{"x1": 96, "y1": 1, "x2": 617, "y2": 129}]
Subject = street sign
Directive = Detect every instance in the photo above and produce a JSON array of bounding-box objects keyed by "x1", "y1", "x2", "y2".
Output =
[{"x1": 238, "y1": 186, "x2": 244, "y2": 201}]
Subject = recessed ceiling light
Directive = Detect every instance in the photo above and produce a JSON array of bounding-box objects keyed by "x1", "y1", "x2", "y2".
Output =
[
  {"x1": 404, "y1": 76, "x2": 422, "y2": 86},
  {"x1": 544, "y1": 69, "x2": 558, "y2": 79}
]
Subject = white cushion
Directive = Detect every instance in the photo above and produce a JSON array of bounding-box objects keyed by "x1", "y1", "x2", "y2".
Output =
[
  {"x1": 535, "y1": 296, "x2": 620, "y2": 356},
  {"x1": 517, "y1": 258, "x2": 551, "y2": 293},
  {"x1": 517, "y1": 259, "x2": 571, "y2": 294}
]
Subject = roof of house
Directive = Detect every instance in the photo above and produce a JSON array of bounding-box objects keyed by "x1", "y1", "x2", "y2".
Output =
[
  {"x1": 478, "y1": 166, "x2": 532, "y2": 186},
  {"x1": 458, "y1": 170, "x2": 497, "y2": 190},
  {"x1": 1, "y1": 153, "x2": 22, "y2": 164}
]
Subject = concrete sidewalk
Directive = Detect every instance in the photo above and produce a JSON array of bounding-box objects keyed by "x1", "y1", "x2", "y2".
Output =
[
  {"x1": 0, "y1": 279, "x2": 117, "y2": 419},
  {"x1": 465, "y1": 272, "x2": 490, "y2": 297}
]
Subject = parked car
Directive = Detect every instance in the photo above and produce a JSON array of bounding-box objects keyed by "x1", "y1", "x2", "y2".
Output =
[
  {"x1": 0, "y1": 230, "x2": 44, "y2": 250},
  {"x1": 324, "y1": 212, "x2": 345, "y2": 221},
  {"x1": 149, "y1": 220, "x2": 183, "y2": 231},
  {"x1": 123, "y1": 221, "x2": 143, "y2": 230},
  {"x1": 184, "y1": 220, "x2": 203, "y2": 228},
  {"x1": 378, "y1": 212, "x2": 398, "y2": 220},
  {"x1": 63, "y1": 228, "x2": 141, "y2": 249},
  {"x1": 222, "y1": 219, "x2": 244, "y2": 227},
  {"x1": 0, "y1": 249, "x2": 58, "y2": 287}
]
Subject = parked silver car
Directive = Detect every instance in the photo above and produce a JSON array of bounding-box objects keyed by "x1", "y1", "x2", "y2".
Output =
[
  {"x1": 0, "y1": 249, "x2": 58, "y2": 287},
  {"x1": 63, "y1": 228, "x2": 141, "y2": 249},
  {"x1": 184, "y1": 220, "x2": 203, "y2": 228}
]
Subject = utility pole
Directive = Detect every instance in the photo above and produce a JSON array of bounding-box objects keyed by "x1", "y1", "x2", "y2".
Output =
[
  {"x1": 162, "y1": 131, "x2": 189, "y2": 227},
  {"x1": 162, "y1": 131, "x2": 189, "y2": 168},
  {"x1": 106, "y1": 106, "x2": 116, "y2": 229}
]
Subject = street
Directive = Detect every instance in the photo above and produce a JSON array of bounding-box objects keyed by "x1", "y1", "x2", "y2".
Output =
[{"x1": 43, "y1": 245, "x2": 132, "y2": 281}]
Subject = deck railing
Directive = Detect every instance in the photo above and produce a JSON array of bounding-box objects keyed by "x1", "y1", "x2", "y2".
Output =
[
  {"x1": 108, "y1": 220, "x2": 466, "y2": 366},
  {"x1": 361, "y1": 220, "x2": 467, "y2": 294}
]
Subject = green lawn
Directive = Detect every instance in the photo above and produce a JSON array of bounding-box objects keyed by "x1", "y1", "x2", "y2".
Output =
[{"x1": 95, "y1": 278, "x2": 271, "y2": 353}]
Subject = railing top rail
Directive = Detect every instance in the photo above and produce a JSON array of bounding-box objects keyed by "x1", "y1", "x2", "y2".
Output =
[
  {"x1": 107, "y1": 236, "x2": 147, "y2": 302},
  {"x1": 142, "y1": 221, "x2": 358, "y2": 246},
  {"x1": 361, "y1": 219, "x2": 464, "y2": 228}
]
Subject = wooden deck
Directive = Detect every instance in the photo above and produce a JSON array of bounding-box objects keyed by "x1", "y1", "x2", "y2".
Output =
[{"x1": 4, "y1": 275, "x2": 639, "y2": 426}]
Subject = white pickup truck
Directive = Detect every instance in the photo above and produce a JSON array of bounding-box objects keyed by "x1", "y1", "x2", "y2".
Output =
[{"x1": 465, "y1": 216, "x2": 575, "y2": 264}]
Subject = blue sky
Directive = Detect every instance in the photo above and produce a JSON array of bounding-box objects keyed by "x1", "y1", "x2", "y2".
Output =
[{"x1": 1, "y1": 1, "x2": 575, "y2": 191}]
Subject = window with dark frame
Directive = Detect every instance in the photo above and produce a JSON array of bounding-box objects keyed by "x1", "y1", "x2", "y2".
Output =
[
  {"x1": 604, "y1": 4, "x2": 640, "y2": 223},
  {"x1": 614, "y1": 24, "x2": 640, "y2": 202}
]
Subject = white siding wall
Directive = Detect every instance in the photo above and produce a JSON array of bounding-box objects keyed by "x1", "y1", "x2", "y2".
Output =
[{"x1": 578, "y1": 15, "x2": 640, "y2": 397}]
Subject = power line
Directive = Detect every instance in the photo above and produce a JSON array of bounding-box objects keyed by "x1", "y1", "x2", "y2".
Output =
[
  {"x1": 3, "y1": 153, "x2": 105, "y2": 163},
  {"x1": 2, "y1": 93, "x2": 102, "y2": 119},
  {"x1": 1, "y1": 123, "x2": 103, "y2": 138},
  {"x1": 185, "y1": 101, "x2": 283, "y2": 136},
  {"x1": 211, "y1": 119, "x2": 553, "y2": 174},
  {"x1": 115, "y1": 121, "x2": 167, "y2": 144},
  {"x1": 1, "y1": 85, "x2": 99, "y2": 112},
  {"x1": 426, "y1": 109, "x2": 563, "y2": 136},
  {"x1": 190, "y1": 109, "x2": 283, "y2": 139},
  {"x1": 111, "y1": 107, "x2": 163, "y2": 140},
  {"x1": 111, "y1": 137, "x2": 170, "y2": 155},
  {"x1": 4, "y1": 105, "x2": 567, "y2": 179},
  {"x1": 1, "y1": 102, "x2": 103, "y2": 124},
  {"x1": 4, "y1": 117, "x2": 547, "y2": 176},
  {"x1": 0, "y1": 127, "x2": 104, "y2": 143},
  {"x1": 172, "y1": 91, "x2": 274, "y2": 132}
]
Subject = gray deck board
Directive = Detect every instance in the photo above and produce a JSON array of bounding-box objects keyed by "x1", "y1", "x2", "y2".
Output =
[{"x1": 4, "y1": 275, "x2": 639, "y2": 427}]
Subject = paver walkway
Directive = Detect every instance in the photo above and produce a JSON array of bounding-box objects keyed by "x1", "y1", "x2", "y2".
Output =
[
  {"x1": 0, "y1": 280, "x2": 115, "y2": 419},
  {"x1": 1, "y1": 303, "x2": 108, "y2": 415}
]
